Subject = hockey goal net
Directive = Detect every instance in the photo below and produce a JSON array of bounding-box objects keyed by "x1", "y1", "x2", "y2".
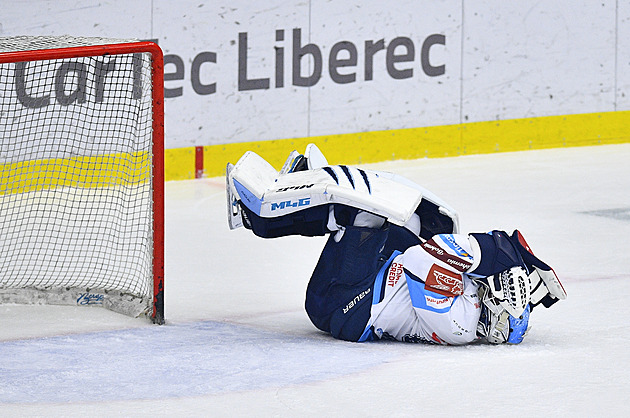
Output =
[{"x1": 0, "y1": 36, "x2": 164, "y2": 323}]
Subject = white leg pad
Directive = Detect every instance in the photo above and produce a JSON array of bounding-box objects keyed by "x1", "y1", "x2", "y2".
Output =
[
  {"x1": 372, "y1": 170, "x2": 460, "y2": 233},
  {"x1": 228, "y1": 151, "x2": 423, "y2": 227}
]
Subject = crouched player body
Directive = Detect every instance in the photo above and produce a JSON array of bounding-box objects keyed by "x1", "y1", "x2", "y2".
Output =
[{"x1": 226, "y1": 144, "x2": 566, "y2": 345}]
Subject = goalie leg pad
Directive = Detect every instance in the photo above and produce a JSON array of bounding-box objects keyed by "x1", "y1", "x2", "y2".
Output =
[
  {"x1": 227, "y1": 150, "x2": 459, "y2": 243},
  {"x1": 241, "y1": 199, "x2": 421, "y2": 259},
  {"x1": 416, "y1": 199, "x2": 457, "y2": 240},
  {"x1": 240, "y1": 203, "x2": 331, "y2": 238},
  {"x1": 228, "y1": 151, "x2": 423, "y2": 226},
  {"x1": 240, "y1": 201, "x2": 387, "y2": 240},
  {"x1": 371, "y1": 170, "x2": 460, "y2": 237}
]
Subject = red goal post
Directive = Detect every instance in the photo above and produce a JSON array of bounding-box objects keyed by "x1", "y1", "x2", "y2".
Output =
[{"x1": 0, "y1": 36, "x2": 165, "y2": 324}]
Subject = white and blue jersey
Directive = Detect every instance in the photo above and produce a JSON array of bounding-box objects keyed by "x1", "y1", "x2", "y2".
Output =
[{"x1": 359, "y1": 234, "x2": 483, "y2": 345}]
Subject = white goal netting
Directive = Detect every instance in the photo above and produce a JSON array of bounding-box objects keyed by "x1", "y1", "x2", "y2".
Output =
[{"x1": 0, "y1": 36, "x2": 161, "y2": 320}]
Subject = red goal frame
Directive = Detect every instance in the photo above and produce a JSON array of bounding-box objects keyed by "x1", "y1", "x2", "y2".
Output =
[{"x1": 0, "y1": 41, "x2": 165, "y2": 324}]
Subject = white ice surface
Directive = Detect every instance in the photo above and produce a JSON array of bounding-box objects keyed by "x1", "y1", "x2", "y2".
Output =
[{"x1": 1, "y1": 144, "x2": 630, "y2": 417}]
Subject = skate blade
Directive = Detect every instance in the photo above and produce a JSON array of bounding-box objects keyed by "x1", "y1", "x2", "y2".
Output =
[
  {"x1": 279, "y1": 150, "x2": 301, "y2": 174},
  {"x1": 226, "y1": 163, "x2": 243, "y2": 229}
]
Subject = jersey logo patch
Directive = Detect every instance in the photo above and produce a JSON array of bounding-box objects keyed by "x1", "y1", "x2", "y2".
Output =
[
  {"x1": 386, "y1": 262, "x2": 404, "y2": 287},
  {"x1": 426, "y1": 264, "x2": 464, "y2": 296},
  {"x1": 441, "y1": 234, "x2": 473, "y2": 261},
  {"x1": 422, "y1": 238, "x2": 472, "y2": 272},
  {"x1": 424, "y1": 294, "x2": 453, "y2": 310}
]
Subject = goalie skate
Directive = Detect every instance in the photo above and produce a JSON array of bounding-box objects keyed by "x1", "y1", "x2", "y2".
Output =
[
  {"x1": 226, "y1": 163, "x2": 244, "y2": 230},
  {"x1": 304, "y1": 143, "x2": 329, "y2": 170},
  {"x1": 279, "y1": 150, "x2": 302, "y2": 174},
  {"x1": 279, "y1": 143, "x2": 329, "y2": 175}
]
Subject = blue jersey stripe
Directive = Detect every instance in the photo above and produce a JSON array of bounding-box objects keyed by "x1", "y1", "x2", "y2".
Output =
[
  {"x1": 372, "y1": 251, "x2": 401, "y2": 305},
  {"x1": 358, "y1": 251, "x2": 401, "y2": 342}
]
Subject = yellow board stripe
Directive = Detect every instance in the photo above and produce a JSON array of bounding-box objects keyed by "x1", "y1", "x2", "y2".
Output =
[
  {"x1": 3, "y1": 110, "x2": 626, "y2": 187},
  {"x1": 165, "y1": 146, "x2": 197, "y2": 181},
  {"x1": 178, "y1": 110, "x2": 629, "y2": 180},
  {"x1": 0, "y1": 152, "x2": 151, "y2": 195}
]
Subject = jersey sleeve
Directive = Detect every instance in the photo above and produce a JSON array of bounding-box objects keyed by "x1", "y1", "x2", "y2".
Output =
[{"x1": 399, "y1": 234, "x2": 482, "y2": 345}]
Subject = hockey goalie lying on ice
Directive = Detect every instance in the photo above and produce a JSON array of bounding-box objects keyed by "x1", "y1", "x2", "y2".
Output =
[{"x1": 226, "y1": 144, "x2": 566, "y2": 345}]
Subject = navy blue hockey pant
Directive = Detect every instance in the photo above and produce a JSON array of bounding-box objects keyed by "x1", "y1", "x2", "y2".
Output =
[
  {"x1": 305, "y1": 225, "x2": 389, "y2": 341},
  {"x1": 240, "y1": 204, "x2": 422, "y2": 341}
]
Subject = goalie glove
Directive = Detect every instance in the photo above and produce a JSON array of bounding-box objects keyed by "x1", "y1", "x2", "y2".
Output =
[
  {"x1": 475, "y1": 266, "x2": 530, "y2": 318},
  {"x1": 510, "y1": 230, "x2": 567, "y2": 309},
  {"x1": 477, "y1": 285, "x2": 531, "y2": 344}
]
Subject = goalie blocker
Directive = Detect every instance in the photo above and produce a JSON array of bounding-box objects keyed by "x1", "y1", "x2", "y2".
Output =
[{"x1": 226, "y1": 145, "x2": 566, "y2": 345}]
